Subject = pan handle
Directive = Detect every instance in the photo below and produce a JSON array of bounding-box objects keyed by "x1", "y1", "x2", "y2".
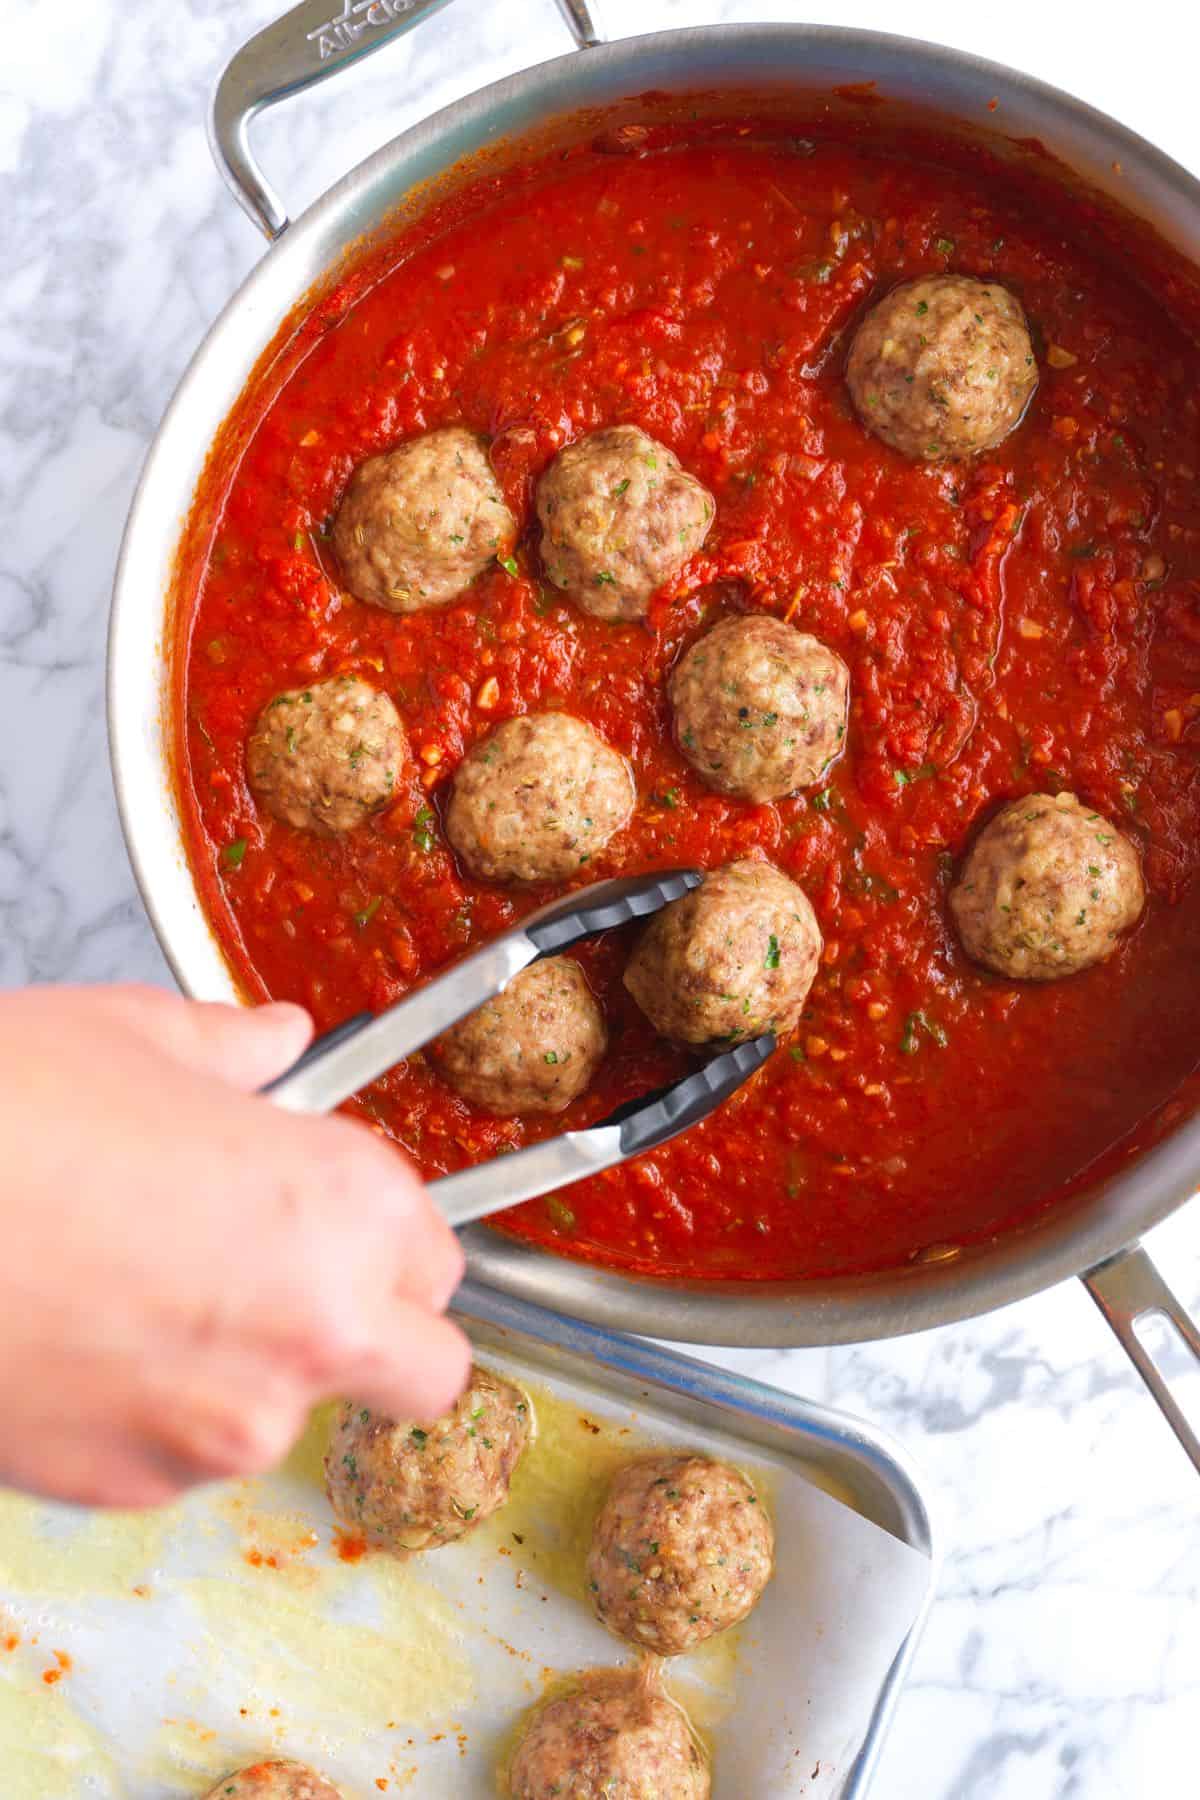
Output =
[
  {"x1": 1082, "y1": 1244, "x2": 1200, "y2": 1479},
  {"x1": 210, "y1": 0, "x2": 607, "y2": 241}
]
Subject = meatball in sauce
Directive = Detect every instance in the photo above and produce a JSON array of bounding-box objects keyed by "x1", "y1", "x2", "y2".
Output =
[
  {"x1": 624, "y1": 859, "x2": 822, "y2": 1047},
  {"x1": 950, "y1": 791, "x2": 1145, "y2": 980},
  {"x1": 246, "y1": 676, "x2": 404, "y2": 836},
  {"x1": 433, "y1": 956, "x2": 606, "y2": 1115},
  {"x1": 446, "y1": 712, "x2": 635, "y2": 885},
  {"x1": 507, "y1": 1668, "x2": 709, "y2": 1800},
  {"x1": 670, "y1": 612, "x2": 849, "y2": 800},
  {"x1": 325, "y1": 1364, "x2": 531, "y2": 1553},
  {"x1": 536, "y1": 425, "x2": 714, "y2": 621},
  {"x1": 586, "y1": 1453, "x2": 774, "y2": 1657},
  {"x1": 332, "y1": 426, "x2": 516, "y2": 611},
  {"x1": 847, "y1": 274, "x2": 1037, "y2": 459}
]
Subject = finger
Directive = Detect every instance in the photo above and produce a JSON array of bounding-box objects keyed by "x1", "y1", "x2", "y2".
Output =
[
  {"x1": 184, "y1": 1000, "x2": 315, "y2": 1089},
  {"x1": 315, "y1": 1115, "x2": 465, "y2": 1310},
  {"x1": 96, "y1": 987, "x2": 314, "y2": 1089},
  {"x1": 143, "y1": 1356, "x2": 312, "y2": 1483},
  {"x1": 0, "y1": 1427, "x2": 188, "y2": 1511},
  {"x1": 340, "y1": 1303, "x2": 472, "y2": 1423},
  {"x1": 390, "y1": 1186, "x2": 465, "y2": 1312}
]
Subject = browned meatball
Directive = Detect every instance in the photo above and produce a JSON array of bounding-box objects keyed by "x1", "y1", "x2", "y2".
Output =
[
  {"x1": 508, "y1": 1669, "x2": 709, "y2": 1800},
  {"x1": 433, "y1": 956, "x2": 606, "y2": 1115},
  {"x1": 949, "y1": 791, "x2": 1144, "y2": 980},
  {"x1": 325, "y1": 1365, "x2": 531, "y2": 1553},
  {"x1": 670, "y1": 613, "x2": 849, "y2": 800},
  {"x1": 247, "y1": 676, "x2": 404, "y2": 836},
  {"x1": 587, "y1": 1453, "x2": 774, "y2": 1656},
  {"x1": 202, "y1": 1761, "x2": 342, "y2": 1800},
  {"x1": 332, "y1": 426, "x2": 516, "y2": 611},
  {"x1": 446, "y1": 712, "x2": 635, "y2": 884},
  {"x1": 847, "y1": 275, "x2": 1037, "y2": 459},
  {"x1": 623, "y1": 859, "x2": 821, "y2": 1046},
  {"x1": 536, "y1": 426, "x2": 714, "y2": 621}
]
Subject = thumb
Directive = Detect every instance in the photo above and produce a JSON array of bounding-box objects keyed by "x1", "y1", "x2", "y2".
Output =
[
  {"x1": 175, "y1": 999, "x2": 316, "y2": 1089},
  {"x1": 99, "y1": 986, "x2": 314, "y2": 1089},
  {"x1": 337, "y1": 1303, "x2": 473, "y2": 1424}
]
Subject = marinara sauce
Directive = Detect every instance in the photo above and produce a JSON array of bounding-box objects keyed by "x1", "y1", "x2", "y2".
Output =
[{"x1": 175, "y1": 119, "x2": 1200, "y2": 1281}]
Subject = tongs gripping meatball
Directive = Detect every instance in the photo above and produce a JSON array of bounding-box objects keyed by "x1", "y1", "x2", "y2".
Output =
[
  {"x1": 434, "y1": 956, "x2": 607, "y2": 1115},
  {"x1": 624, "y1": 859, "x2": 822, "y2": 1047}
]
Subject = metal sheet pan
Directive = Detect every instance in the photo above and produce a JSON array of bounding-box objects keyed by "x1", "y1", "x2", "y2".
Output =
[
  {"x1": 456, "y1": 1283, "x2": 938, "y2": 1797},
  {"x1": 0, "y1": 1282, "x2": 937, "y2": 1798}
]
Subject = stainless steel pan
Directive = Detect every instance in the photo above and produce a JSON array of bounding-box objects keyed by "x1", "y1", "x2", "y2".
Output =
[{"x1": 108, "y1": 0, "x2": 1200, "y2": 1467}]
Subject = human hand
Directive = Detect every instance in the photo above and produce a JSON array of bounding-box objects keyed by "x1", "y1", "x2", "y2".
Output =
[{"x1": 0, "y1": 984, "x2": 469, "y2": 1507}]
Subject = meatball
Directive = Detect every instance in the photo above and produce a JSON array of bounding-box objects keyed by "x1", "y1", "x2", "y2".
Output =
[
  {"x1": 202, "y1": 1761, "x2": 341, "y2": 1800},
  {"x1": 446, "y1": 712, "x2": 635, "y2": 884},
  {"x1": 670, "y1": 613, "x2": 850, "y2": 800},
  {"x1": 949, "y1": 790, "x2": 1145, "y2": 980},
  {"x1": 325, "y1": 1364, "x2": 531, "y2": 1553},
  {"x1": 587, "y1": 1453, "x2": 774, "y2": 1656},
  {"x1": 536, "y1": 425, "x2": 714, "y2": 621},
  {"x1": 623, "y1": 859, "x2": 822, "y2": 1046},
  {"x1": 847, "y1": 275, "x2": 1037, "y2": 460},
  {"x1": 508, "y1": 1669, "x2": 709, "y2": 1800},
  {"x1": 247, "y1": 675, "x2": 405, "y2": 835},
  {"x1": 332, "y1": 426, "x2": 516, "y2": 611},
  {"x1": 434, "y1": 956, "x2": 606, "y2": 1115}
]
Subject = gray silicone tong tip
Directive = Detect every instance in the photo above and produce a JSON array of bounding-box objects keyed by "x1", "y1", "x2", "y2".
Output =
[
  {"x1": 602, "y1": 1032, "x2": 778, "y2": 1159},
  {"x1": 523, "y1": 865, "x2": 701, "y2": 955},
  {"x1": 429, "y1": 1030, "x2": 777, "y2": 1229}
]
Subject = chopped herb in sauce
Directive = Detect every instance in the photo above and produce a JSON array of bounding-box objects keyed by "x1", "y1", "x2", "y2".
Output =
[
  {"x1": 900, "y1": 1011, "x2": 949, "y2": 1055},
  {"x1": 413, "y1": 807, "x2": 436, "y2": 852}
]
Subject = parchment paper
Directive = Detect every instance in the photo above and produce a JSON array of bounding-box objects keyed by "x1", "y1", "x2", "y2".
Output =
[{"x1": 0, "y1": 1343, "x2": 932, "y2": 1798}]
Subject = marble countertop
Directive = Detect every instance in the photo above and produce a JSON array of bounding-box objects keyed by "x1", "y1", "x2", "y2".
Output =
[{"x1": 4, "y1": 0, "x2": 1198, "y2": 1793}]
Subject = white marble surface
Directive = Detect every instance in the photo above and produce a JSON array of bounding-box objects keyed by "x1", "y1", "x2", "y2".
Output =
[{"x1": 4, "y1": 0, "x2": 1199, "y2": 1794}]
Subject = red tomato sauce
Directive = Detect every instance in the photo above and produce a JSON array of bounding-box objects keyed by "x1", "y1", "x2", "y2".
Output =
[{"x1": 174, "y1": 118, "x2": 1200, "y2": 1281}]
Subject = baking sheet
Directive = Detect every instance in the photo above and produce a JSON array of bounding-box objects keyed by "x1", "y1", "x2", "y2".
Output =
[{"x1": 0, "y1": 1323, "x2": 932, "y2": 1799}]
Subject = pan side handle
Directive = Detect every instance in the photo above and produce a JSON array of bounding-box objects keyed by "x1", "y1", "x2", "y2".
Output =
[
  {"x1": 210, "y1": 0, "x2": 606, "y2": 241},
  {"x1": 1083, "y1": 1243, "x2": 1200, "y2": 1478}
]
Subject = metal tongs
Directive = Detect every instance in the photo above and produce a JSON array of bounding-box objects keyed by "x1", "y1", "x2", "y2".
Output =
[{"x1": 262, "y1": 870, "x2": 775, "y2": 1228}]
